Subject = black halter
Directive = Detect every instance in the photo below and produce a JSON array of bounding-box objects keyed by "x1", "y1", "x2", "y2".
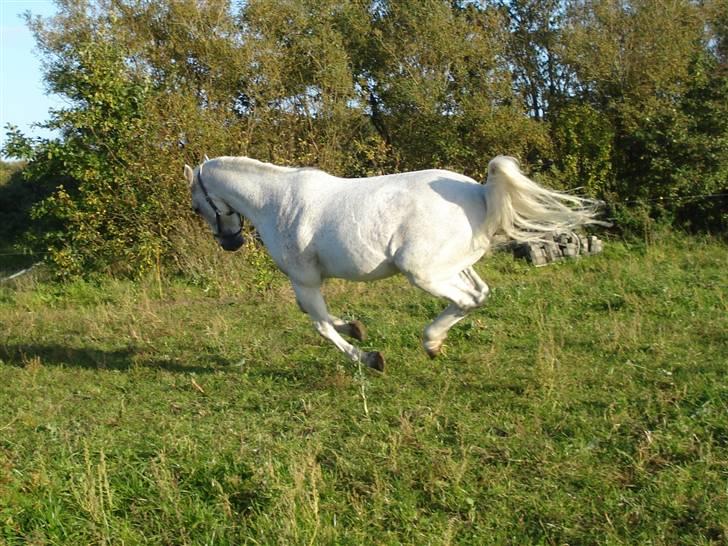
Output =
[{"x1": 197, "y1": 164, "x2": 243, "y2": 238}]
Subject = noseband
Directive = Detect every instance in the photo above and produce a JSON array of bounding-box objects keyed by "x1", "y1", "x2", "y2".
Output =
[{"x1": 197, "y1": 165, "x2": 243, "y2": 239}]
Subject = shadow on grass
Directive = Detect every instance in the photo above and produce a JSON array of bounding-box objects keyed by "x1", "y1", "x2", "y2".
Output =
[{"x1": 0, "y1": 343, "x2": 228, "y2": 374}]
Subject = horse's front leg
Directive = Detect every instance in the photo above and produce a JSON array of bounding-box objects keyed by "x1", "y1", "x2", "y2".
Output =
[
  {"x1": 330, "y1": 316, "x2": 367, "y2": 341},
  {"x1": 295, "y1": 297, "x2": 367, "y2": 341},
  {"x1": 292, "y1": 283, "x2": 383, "y2": 371}
]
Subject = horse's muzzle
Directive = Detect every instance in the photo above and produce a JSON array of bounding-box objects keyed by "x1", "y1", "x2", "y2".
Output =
[{"x1": 219, "y1": 231, "x2": 245, "y2": 251}]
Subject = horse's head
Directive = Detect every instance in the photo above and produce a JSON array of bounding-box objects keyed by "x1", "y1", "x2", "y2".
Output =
[{"x1": 185, "y1": 163, "x2": 245, "y2": 251}]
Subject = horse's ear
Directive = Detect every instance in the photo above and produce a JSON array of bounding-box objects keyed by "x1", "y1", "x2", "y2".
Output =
[{"x1": 184, "y1": 164, "x2": 194, "y2": 187}]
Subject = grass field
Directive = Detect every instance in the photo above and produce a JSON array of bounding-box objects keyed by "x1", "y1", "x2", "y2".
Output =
[{"x1": 1, "y1": 233, "x2": 726, "y2": 544}]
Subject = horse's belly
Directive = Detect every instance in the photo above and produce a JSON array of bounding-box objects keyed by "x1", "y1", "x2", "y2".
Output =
[
  {"x1": 311, "y1": 217, "x2": 400, "y2": 280},
  {"x1": 318, "y1": 254, "x2": 398, "y2": 281}
]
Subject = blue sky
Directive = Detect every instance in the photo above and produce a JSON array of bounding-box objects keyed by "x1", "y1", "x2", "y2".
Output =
[{"x1": 1, "y1": 0, "x2": 61, "y2": 154}]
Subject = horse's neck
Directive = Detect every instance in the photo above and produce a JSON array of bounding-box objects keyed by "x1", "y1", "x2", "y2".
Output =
[{"x1": 210, "y1": 158, "x2": 287, "y2": 220}]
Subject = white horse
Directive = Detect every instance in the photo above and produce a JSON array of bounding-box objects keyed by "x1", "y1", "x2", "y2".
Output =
[{"x1": 185, "y1": 156, "x2": 604, "y2": 371}]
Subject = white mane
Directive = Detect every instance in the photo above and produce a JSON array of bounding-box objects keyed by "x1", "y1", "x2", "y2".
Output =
[{"x1": 214, "y1": 156, "x2": 301, "y2": 175}]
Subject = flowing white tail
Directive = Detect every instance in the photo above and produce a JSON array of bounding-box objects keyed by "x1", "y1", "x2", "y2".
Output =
[{"x1": 483, "y1": 156, "x2": 607, "y2": 242}]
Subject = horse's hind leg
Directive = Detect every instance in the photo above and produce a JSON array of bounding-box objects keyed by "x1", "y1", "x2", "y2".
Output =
[
  {"x1": 409, "y1": 267, "x2": 490, "y2": 358},
  {"x1": 422, "y1": 304, "x2": 469, "y2": 357},
  {"x1": 292, "y1": 283, "x2": 382, "y2": 371}
]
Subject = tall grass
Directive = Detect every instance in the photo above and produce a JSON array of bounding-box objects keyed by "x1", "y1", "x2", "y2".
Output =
[{"x1": 1, "y1": 233, "x2": 726, "y2": 544}]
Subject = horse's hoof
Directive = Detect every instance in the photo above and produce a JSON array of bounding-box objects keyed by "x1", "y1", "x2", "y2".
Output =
[
  {"x1": 424, "y1": 341, "x2": 442, "y2": 359},
  {"x1": 363, "y1": 351, "x2": 385, "y2": 372},
  {"x1": 349, "y1": 320, "x2": 367, "y2": 342}
]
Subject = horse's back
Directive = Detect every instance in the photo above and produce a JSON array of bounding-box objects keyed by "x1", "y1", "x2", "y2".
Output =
[{"x1": 302, "y1": 169, "x2": 489, "y2": 280}]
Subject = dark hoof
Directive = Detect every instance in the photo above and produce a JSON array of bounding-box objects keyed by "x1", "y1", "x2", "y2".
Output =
[
  {"x1": 348, "y1": 320, "x2": 367, "y2": 342},
  {"x1": 363, "y1": 351, "x2": 385, "y2": 372}
]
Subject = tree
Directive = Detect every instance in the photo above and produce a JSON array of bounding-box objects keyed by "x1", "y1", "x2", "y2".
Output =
[
  {"x1": 559, "y1": 0, "x2": 726, "y2": 227},
  {"x1": 350, "y1": 0, "x2": 549, "y2": 175},
  {"x1": 4, "y1": 0, "x2": 725, "y2": 277}
]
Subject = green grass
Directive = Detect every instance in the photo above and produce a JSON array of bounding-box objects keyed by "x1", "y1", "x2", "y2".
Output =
[{"x1": 1, "y1": 233, "x2": 726, "y2": 545}]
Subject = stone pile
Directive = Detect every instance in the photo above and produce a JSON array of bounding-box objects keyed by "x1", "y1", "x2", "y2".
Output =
[{"x1": 510, "y1": 232, "x2": 604, "y2": 266}]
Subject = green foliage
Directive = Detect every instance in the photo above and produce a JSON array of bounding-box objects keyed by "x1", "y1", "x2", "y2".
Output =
[
  {"x1": 548, "y1": 103, "x2": 614, "y2": 195},
  {"x1": 596, "y1": 50, "x2": 728, "y2": 233},
  {"x1": 352, "y1": 0, "x2": 549, "y2": 174},
  {"x1": 2, "y1": 24, "x2": 168, "y2": 277},
  {"x1": 556, "y1": 0, "x2": 728, "y2": 231},
  {"x1": 3, "y1": 0, "x2": 727, "y2": 277}
]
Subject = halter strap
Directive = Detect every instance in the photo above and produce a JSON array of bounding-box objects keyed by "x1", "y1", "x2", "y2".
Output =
[{"x1": 197, "y1": 164, "x2": 222, "y2": 215}]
